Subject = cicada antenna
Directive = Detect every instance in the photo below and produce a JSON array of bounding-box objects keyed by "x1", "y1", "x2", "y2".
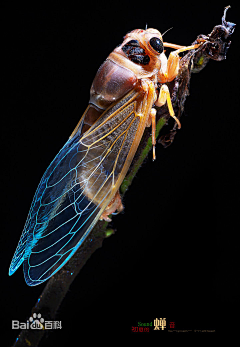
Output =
[{"x1": 162, "y1": 27, "x2": 173, "y2": 37}]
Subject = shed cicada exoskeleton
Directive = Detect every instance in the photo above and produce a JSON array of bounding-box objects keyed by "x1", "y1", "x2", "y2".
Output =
[{"x1": 9, "y1": 27, "x2": 204, "y2": 286}]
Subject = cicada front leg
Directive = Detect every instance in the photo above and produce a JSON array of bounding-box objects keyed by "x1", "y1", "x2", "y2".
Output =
[
  {"x1": 156, "y1": 43, "x2": 203, "y2": 128},
  {"x1": 165, "y1": 43, "x2": 202, "y2": 82}
]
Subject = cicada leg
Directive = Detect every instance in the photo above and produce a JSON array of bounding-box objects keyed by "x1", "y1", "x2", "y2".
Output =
[
  {"x1": 146, "y1": 108, "x2": 157, "y2": 160},
  {"x1": 167, "y1": 43, "x2": 202, "y2": 82},
  {"x1": 100, "y1": 190, "x2": 124, "y2": 222},
  {"x1": 156, "y1": 42, "x2": 204, "y2": 129},
  {"x1": 140, "y1": 79, "x2": 160, "y2": 161},
  {"x1": 159, "y1": 43, "x2": 203, "y2": 83},
  {"x1": 163, "y1": 42, "x2": 185, "y2": 50},
  {"x1": 157, "y1": 84, "x2": 181, "y2": 129}
]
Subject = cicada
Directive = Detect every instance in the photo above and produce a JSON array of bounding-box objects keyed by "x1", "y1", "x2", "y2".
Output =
[{"x1": 9, "y1": 27, "x2": 203, "y2": 286}]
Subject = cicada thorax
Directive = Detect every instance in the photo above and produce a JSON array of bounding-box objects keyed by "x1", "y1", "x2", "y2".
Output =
[{"x1": 81, "y1": 59, "x2": 138, "y2": 134}]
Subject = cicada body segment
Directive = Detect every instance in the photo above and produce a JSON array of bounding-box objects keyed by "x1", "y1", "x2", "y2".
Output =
[
  {"x1": 80, "y1": 59, "x2": 138, "y2": 135},
  {"x1": 90, "y1": 59, "x2": 138, "y2": 110}
]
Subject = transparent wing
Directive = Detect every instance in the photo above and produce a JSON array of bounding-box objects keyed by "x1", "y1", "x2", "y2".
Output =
[{"x1": 9, "y1": 89, "x2": 144, "y2": 286}]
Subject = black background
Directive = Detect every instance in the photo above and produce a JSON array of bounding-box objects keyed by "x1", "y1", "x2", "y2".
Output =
[{"x1": 2, "y1": 1, "x2": 239, "y2": 344}]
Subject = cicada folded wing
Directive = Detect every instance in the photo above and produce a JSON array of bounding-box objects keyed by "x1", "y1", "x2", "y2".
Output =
[{"x1": 9, "y1": 89, "x2": 145, "y2": 286}]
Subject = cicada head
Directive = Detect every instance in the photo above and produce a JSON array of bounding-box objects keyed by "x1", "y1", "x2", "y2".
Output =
[{"x1": 113, "y1": 28, "x2": 164, "y2": 77}]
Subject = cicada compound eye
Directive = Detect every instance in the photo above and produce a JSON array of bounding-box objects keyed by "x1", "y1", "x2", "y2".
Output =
[{"x1": 149, "y1": 37, "x2": 163, "y2": 54}]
